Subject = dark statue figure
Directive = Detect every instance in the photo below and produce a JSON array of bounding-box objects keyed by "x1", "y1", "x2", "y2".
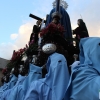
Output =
[
  {"x1": 73, "y1": 19, "x2": 89, "y2": 47},
  {"x1": 29, "y1": 20, "x2": 41, "y2": 43}
]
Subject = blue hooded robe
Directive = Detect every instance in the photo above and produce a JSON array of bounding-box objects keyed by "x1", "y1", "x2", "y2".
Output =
[
  {"x1": 46, "y1": 6, "x2": 72, "y2": 39},
  {"x1": 3, "y1": 64, "x2": 42, "y2": 100},
  {"x1": 0, "y1": 83, "x2": 7, "y2": 91},
  {"x1": 0, "y1": 74, "x2": 26, "y2": 100},
  {"x1": 67, "y1": 37, "x2": 100, "y2": 100},
  {"x1": 21, "y1": 64, "x2": 42, "y2": 95},
  {"x1": 0, "y1": 74, "x2": 17, "y2": 97},
  {"x1": 24, "y1": 53, "x2": 70, "y2": 100}
]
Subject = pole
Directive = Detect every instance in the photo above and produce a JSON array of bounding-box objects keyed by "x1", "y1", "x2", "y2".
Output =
[{"x1": 56, "y1": 0, "x2": 60, "y2": 12}]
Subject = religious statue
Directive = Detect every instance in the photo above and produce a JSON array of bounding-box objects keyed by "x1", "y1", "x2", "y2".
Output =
[
  {"x1": 46, "y1": 0, "x2": 72, "y2": 39},
  {"x1": 29, "y1": 20, "x2": 41, "y2": 44},
  {"x1": 73, "y1": 19, "x2": 89, "y2": 47}
]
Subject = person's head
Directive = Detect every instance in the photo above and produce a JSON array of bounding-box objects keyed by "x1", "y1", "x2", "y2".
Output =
[
  {"x1": 77, "y1": 19, "x2": 83, "y2": 26},
  {"x1": 36, "y1": 20, "x2": 41, "y2": 26},
  {"x1": 52, "y1": 17, "x2": 60, "y2": 24},
  {"x1": 52, "y1": 11, "x2": 61, "y2": 24}
]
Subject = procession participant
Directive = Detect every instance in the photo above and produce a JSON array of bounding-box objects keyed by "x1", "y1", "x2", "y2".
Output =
[
  {"x1": 1, "y1": 74, "x2": 26, "y2": 100},
  {"x1": 0, "y1": 68, "x2": 18, "y2": 98},
  {"x1": 67, "y1": 37, "x2": 100, "y2": 100},
  {"x1": 0, "y1": 56, "x2": 42, "y2": 100}
]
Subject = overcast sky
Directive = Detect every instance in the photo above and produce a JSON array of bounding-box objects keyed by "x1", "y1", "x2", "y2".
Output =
[{"x1": 0, "y1": 0, "x2": 100, "y2": 60}]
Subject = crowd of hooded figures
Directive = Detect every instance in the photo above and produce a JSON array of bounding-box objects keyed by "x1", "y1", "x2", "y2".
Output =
[{"x1": 0, "y1": 5, "x2": 100, "y2": 100}]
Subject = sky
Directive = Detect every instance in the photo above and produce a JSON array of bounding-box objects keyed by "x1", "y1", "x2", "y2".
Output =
[{"x1": 0, "y1": 0, "x2": 100, "y2": 60}]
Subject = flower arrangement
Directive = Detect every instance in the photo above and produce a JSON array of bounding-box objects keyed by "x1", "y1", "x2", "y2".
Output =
[
  {"x1": 6, "y1": 34, "x2": 38, "y2": 72},
  {"x1": 11, "y1": 48, "x2": 26, "y2": 61},
  {"x1": 40, "y1": 22, "x2": 65, "y2": 37},
  {"x1": 6, "y1": 47, "x2": 26, "y2": 71},
  {"x1": 2, "y1": 68, "x2": 7, "y2": 75}
]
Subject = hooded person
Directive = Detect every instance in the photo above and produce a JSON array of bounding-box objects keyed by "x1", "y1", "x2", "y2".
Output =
[
  {"x1": 0, "y1": 75, "x2": 9, "y2": 91},
  {"x1": 2, "y1": 63, "x2": 42, "y2": 100},
  {"x1": 24, "y1": 53, "x2": 70, "y2": 100},
  {"x1": 1, "y1": 48, "x2": 26, "y2": 88},
  {"x1": 24, "y1": 20, "x2": 70, "y2": 100},
  {"x1": 0, "y1": 74, "x2": 26, "y2": 100},
  {"x1": 0, "y1": 73, "x2": 17, "y2": 97},
  {"x1": 66, "y1": 37, "x2": 100, "y2": 100},
  {"x1": 0, "y1": 66, "x2": 19, "y2": 98},
  {"x1": 0, "y1": 63, "x2": 27, "y2": 100}
]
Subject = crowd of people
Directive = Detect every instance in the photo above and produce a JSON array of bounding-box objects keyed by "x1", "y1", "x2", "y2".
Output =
[{"x1": 0, "y1": 3, "x2": 99, "y2": 100}]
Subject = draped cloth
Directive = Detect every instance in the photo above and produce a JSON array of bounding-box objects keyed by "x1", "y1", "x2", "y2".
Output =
[
  {"x1": 46, "y1": 6, "x2": 72, "y2": 39},
  {"x1": 0, "y1": 74, "x2": 17, "y2": 97},
  {"x1": 2, "y1": 64, "x2": 42, "y2": 100},
  {"x1": 67, "y1": 37, "x2": 100, "y2": 100},
  {"x1": 0, "y1": 75, "x2": 26, "y2": 100},
  {"x1": 24, "y1": 53, "x2": 70, "y2": 100},
  {"x1": 22, "y1": 64, "x2": 42, "y2": 95},
  {"x1": 0, "y1": 74, "x2": 17, "y2": 95},
  {"x1": 0, "y1": 83, "x2": 7, "y2": 91}
]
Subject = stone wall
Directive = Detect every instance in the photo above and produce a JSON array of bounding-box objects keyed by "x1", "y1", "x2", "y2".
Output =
[
  {"x1": 0, "y1": 58, "x2": 9, "y2": 86},
  {"x1": 0, "y1": 58, "x2": 9, "y2": 69}
]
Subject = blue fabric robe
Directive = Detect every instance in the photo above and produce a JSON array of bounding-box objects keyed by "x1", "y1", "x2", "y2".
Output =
[
  {"x1": 21, "y1": 64, "x2": 42, "y2": 95},
  {"x1": 67, "y1": 37, "x2": 100, "y2": 100},
  {"x1": 0, "y1": 75, "x2": 26, "y2": 100},
  {"x1": 24, "y1": 53, "x2": 70, "y2": 100},
  {"x1": 46, "y1": 6, "x2": 72, "y2": 39},
  {"x1": 0, "y1": 83, "x2": 7, "y2": 91},
  {"x1": 0, "y1": 74, "x2": 17, "y2": 97},
  {"x1": 3, "y1": 64, "x2": 42, "y2": 100}
]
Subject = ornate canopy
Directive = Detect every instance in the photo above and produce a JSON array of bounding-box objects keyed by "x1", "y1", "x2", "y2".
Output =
[{"x1": 52, "y1": 0, "x2": 68, "y2": 10}]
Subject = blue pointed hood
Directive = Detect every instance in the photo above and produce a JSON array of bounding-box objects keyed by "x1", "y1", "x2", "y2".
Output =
[
  {"x1": 43, "y1": 52, "x2": 70, "y2": 100},
  {"x1": 22, "y1": 64, "x2": 42, "y2": 95},
  {"x1": 15, "y1": 75, "x2": 26, "y2": 86},
  {"x1": 79, "y1": 37, "x2": 100, "y2": 72}
]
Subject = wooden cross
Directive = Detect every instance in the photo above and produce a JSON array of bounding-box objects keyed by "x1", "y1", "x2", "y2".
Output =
[{"x1": 29, "y1": 13, "x2": 46, "y2": 23}]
